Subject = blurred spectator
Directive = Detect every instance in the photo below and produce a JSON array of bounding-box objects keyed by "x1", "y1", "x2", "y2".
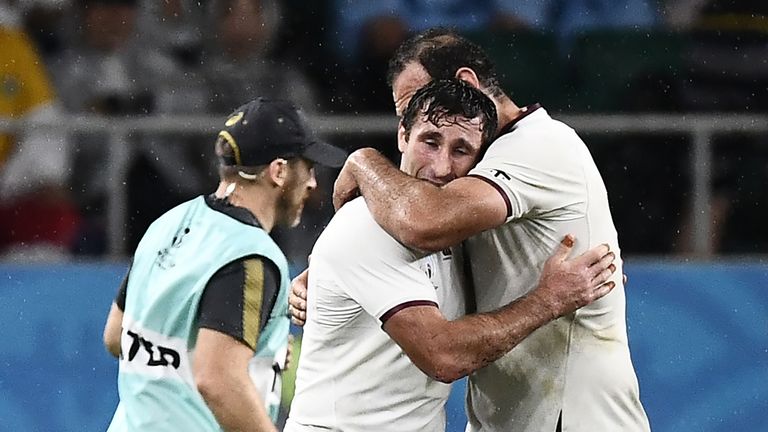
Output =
[
  {"x1": 667, "y1": 0, "x2": 768, "y2": 254},
  {"x1": 200, "y1": 0, "x2": 330, "y2": 268},
  {"x1": 18, "y1": 0, "x2": 72, "y2": 59},
  {"x1": 0, "y1": 1, "x2": 78, "y2": 260},
  {"x1": 674, "y1": 0, "x2": 768, "y2": 112},
  {"x1": 328, "y1": 0, "x2": 659, "y2": 112},
  {"x1": 331, "y1": 0, "x2": 533, "y2": 112},
  {"x1": 135, "y1": 0, "x2": 208, "y2": 114},
  {"x1": 333, "y1": 0, "x2": 533, "y2": 64},
  {"x1": 50, "y1": 0, "x2": 152, "y2": 115},
  {"x1": 51, "y1": 0, "x2": 210, "y2": 254},
  {"x1": 663, "y1": 0, "x2": 708, "y2": 29},
  {"x1": 136, "y1": 0, "x2": 205, "y2": 63},
  {"x1": 123, "y1": 0, "x2": 213, "y2": 254},
  {"x1": 201, "y1": 0, "x2": 317, "y2": 114},
  {"x1": 48, "y1": 0, "x2": 149, "y2": 254},
  {"x1": 556, "y1": 0, "x2": 659, "y2": 54}
]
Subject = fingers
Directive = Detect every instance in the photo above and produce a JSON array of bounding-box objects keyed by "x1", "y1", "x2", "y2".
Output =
[
  {"x1": 289, "y1": 287, "x2": 307, "y2": 309},
  {"x1": 288, "y1": 294, "x2": 305, "y2": 311},
  {"x1": 574, "y1": 243, "x2": 611, "y2": 267},
  {"x1": 589, "y1": 252, "x2": 616, "y2": 282},
  {"x1": 591, "y1": 263, "x2": 617, "y2": 287},
  {"x1": 289, "y1": 269, "x2": 309, "y2": 326},
  {"x1": 289, "y1": 304, "x2": 306, "y2": 326},
  {"x1": 289, "y1": 293, "x2": 307, "y2": 327},
  {"x1": 291, "y1": 270, "x2": 308, "y2": 298},
  {"x1": 550, "y1": 234, "x2": 576, "y2": 261},
  {"x1": 592, "y1": 280, "x2": 616, "y2": 301},
  {"x1": 291, "y1": 282, "x2": 307, "y2": 301}
]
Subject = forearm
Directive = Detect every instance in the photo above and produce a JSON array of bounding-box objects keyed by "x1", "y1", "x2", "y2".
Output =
[
  {"x1": 194, "y1": 329, "x2": 277, "y2": 432},
  {"x1": 199, "y1": 376, "x2": 276, "y2": 432},
  {"x1": 348, "y1": 149, "x2": 452, "y2": 251},
  {"x1": 390, "y1": 238, "x2": 617, "y2": 383},
  {"x1": 425, "y1": 293, "x2": 557, "y2": 382}
]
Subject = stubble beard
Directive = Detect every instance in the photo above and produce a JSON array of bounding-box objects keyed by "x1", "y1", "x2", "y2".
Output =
[{"x1": 276, "y1": 188, "x2": 305, "y2": 228}]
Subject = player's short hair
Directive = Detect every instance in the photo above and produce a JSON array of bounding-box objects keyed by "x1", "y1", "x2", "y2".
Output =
[
  {"x1": 387, "y1": 27, "x2": 504, "y2": 98},
  {"x1": 401, "y1": 79, "x2": 498, "y2": 147},
  {"x1": 214, "y1": 136, "x2": 268, "y2": 182}
]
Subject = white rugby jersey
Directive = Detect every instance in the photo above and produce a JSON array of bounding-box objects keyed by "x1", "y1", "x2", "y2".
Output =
[
  {"x1": 464, "y1": 106, "x2": 650, "y2": 432},
  {"x1": 286, "y1": 197, "x2": 468, "y2": 432}
]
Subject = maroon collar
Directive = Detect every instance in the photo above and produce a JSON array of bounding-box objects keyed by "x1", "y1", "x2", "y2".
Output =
[{"x1": 496, "y1": 103, "x2": 542, "y2": 138}]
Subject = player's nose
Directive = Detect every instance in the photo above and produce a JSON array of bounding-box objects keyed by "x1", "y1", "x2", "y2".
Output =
[
  {"x1": 431, "y1": 153, "x2": 454, "y2": 180},
  {"x1": 306, "y1": 168, "x2": 317, "y2": 191}
]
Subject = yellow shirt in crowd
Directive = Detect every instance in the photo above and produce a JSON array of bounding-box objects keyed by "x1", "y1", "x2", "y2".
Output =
[{"x1": 0, "y1": 27, "x2": 55, "y2": 164}]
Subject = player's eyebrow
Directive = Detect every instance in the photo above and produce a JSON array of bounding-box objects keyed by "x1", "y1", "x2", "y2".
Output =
[{"x1": 417, "y1": 130, "x2": 443, "y2": 142}]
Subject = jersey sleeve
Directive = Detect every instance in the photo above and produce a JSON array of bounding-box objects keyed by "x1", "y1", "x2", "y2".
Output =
[
  {"x1": 197, "y1": 255, "x2": 281, "y2": 351},
  {"x1": 114, "y1": 263, "x2": 132, "y2": 311},
  {"x1": 312, "y1": 200, "x2": 438, "y2": 324},
  {"x1": 468, "y1": 132, "x2": 585, "y2": 223}
]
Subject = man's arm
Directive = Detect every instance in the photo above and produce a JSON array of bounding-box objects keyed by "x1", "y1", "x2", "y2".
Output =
[
  {"x1": 195, "y1": 256, "x2": 282, "y2": 432},
  {"x1": 103, "y1": 268, "x2": 130, "y2": 358},
  {"x1": 103, "y1": 303, "x2": 123, "y2": 358},
  {"x1": 383, "y1": 236, "x2": 616, "y2": 383},
  {"x1": 194, "y1": 329, "x2": 276, "y2": 432},
  {"x1": 334, "y1": 148, "x2": 506, "y2": 252}
]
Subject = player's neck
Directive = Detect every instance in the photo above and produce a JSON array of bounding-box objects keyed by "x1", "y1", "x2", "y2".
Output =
[
  {"x1": 494, "y1": 96, "x2": 522, "y2": 135},
  {"x1": 214, "y1": 181, "x2": 277, "y2": 232}
]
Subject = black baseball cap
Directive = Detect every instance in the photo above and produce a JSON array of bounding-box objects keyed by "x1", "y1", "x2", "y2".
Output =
[{"x1": 217, "y1": 98, "x2": 347, "y2": 168}]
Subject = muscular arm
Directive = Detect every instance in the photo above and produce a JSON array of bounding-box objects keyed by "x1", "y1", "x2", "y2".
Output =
[
  {"x1": 383, "y1": 237, "x2": 616, "y2": 383},
  {"x1": 384, "y1": 297, "x2": 550, "y2": 383},
  {"x1": 335, "y1": 148, "x2": 506, "y2": 252},
  {"x1": 194, "y1": 329, "x2": 276, "y2": 432}
]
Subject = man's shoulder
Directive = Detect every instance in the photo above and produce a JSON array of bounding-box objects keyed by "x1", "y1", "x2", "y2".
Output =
[
  {"x1": 314, "y1": 198, "x2": 410, "y2": 261},
  {"x1": 482, "y1": 115, "x2": 582, "y2": 165},
  {"x1": 326, "y1": 197, "x2": 380, "y2": 233}
]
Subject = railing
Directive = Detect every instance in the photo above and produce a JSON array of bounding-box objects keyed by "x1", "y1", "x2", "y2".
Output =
[{"x1": 2, "y1": 113, "x2": 767, "y2": 258}]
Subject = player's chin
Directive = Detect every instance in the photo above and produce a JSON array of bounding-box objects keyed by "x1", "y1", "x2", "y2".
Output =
[{"x1": 289, "y1": 205, "x2": 305, "y2": 228}]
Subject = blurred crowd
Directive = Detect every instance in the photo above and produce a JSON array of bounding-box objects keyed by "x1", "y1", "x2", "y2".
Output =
[{"x1": 0, "y1": 0, "x2": 766, "y2": 264}]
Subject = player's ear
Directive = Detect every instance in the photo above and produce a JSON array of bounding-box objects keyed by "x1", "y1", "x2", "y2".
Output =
[
  {"x1": 397, "y1": 122, "x2": 408, "y2": 153},
  {"x1": 267, "y1": 158, "x2": 288, "y2": 187},
  {"x1": 455, "y1": 67, "x2": 481, "y2": 89}
]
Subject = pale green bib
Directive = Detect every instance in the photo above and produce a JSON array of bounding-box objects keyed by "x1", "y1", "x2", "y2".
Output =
[{"x1": 108, "y1": 196, "x2": 289, "y2": 431}]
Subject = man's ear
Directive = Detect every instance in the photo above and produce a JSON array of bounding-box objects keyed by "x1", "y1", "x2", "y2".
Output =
[
  {"x1": 397, "y1": 123, "x2": 408, "y2": 153},
  {"x1": 267, "y1": 158, "x2": 289, "y2": 187},
  {"x1": 455, "y1": 67, "x2": 481, "y2": 89}
]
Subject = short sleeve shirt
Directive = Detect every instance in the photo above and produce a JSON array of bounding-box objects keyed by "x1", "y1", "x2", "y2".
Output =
[{"x1": 288, "y1": 198, "x2": 449, "y2": 432}]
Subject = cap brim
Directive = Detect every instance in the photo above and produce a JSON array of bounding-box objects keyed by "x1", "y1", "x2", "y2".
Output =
[{"x1": 302, "y1": 141, "x2": 348, "y2": 168}]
